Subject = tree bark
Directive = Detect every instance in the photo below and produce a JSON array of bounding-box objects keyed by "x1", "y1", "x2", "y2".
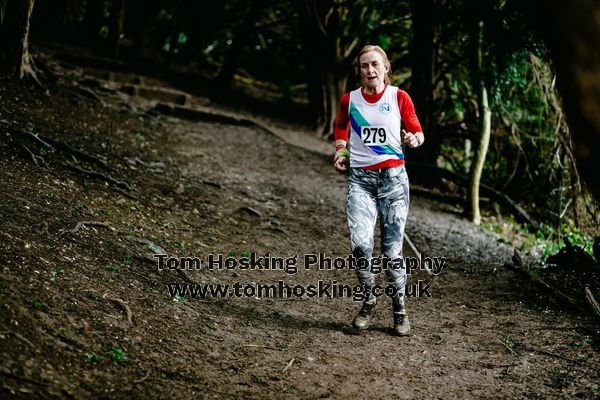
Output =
[
  {"x1": 1, "y1": 0, "x2": 37, "y2": 80},
  {"x1": 295, "y1": 0, "x2": 328, "y2": 133},
  {"x1": 320, "y1": 68, "x2": 348, "y2": 139},
  {"x1": 466, "y1": 20, "x2": 491, "y2": 225},
  {"x1": 295, "y1": 0, "x2": 355, "y2": 138},
  {"x1": 409, "y1": 0, "x2": 440, "y2": 164}
]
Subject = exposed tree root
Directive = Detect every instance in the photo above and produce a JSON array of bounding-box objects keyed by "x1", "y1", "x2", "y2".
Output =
[
  {"x1": 42, "y1": 136, "x2": 114, "y2": 171},
  {"x1": 125, "y1": 235, "x2": 194, "y2": 284},
  {"x1": 18, "y1": 143, "x2": 43, "y2": 165},
  {"x1": 133, "y1": 371, "x2": 151, "y2": 384},
  {"x1": 584, "y1": 287, "x2": 600, "y2": 319},
  {"x1": 113, "y1": 186, "x2": 143, "y2": 202},
  {"x1": 506, "y1": 249, "x2": 586, "y2": 313},
  {"x1": 59, "y1": 221, "x2": 113, "y2": 235},
  {"x1": 62, "y1": 162, "x2": 131, "y2": 190},
  {"x1": 109, "y1": 298, "x2": 133, "y2": 325},
  {"x1": 78, "y1": 86, "x2": 106, "y2": 106}
]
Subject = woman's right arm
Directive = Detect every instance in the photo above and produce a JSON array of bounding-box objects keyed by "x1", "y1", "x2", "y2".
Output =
[
  {"x1": 333, "y1": 93, "x2": 351, "y2": 172},
  {"x1": 334, "y1": 93, "x2": 350, "y2": 143}
]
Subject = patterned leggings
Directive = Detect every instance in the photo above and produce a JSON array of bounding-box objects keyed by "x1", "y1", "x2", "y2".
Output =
[{"x1": 346, "y1": 166, "x2": 410, "y2": 308}]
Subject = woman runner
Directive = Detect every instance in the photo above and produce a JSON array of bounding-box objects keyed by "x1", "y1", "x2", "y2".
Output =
[{"x1": 333, "y1": 44, "x2": 425, "y2": 336}]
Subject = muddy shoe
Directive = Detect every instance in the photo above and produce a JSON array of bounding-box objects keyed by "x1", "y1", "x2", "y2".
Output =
[
  {"x1": 393, "y1": 309, "x2": 410, "y2": 336},
  {"x1": 353, "y1": 299, "x2": 376, "y2": 330}
]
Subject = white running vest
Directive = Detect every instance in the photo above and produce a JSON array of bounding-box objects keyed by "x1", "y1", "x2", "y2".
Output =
[{"x1": 348, "y1": 85, "x2": 403, "y2": 168}]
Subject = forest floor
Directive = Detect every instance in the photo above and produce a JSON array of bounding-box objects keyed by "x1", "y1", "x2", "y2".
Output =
[{"x1": 1, "y1": 48, "x2": 599, "y2": 399}]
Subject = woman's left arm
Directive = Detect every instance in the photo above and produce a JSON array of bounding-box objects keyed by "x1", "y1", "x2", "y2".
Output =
[
  {"x1": 398, "y1": 89, "x2": 424, "y2": 148},
  {"x1": 402, "y1": 129, "x2": 424, "y2": 148}
]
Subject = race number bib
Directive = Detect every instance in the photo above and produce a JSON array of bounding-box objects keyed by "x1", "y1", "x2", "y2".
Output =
[{"x1": 361, "y1": 126, "x2": 389, "y2": 146}]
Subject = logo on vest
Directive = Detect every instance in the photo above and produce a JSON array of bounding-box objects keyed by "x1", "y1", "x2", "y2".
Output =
[{"x1": 379, "y1": 103, "x2": 391, "y2": 114}]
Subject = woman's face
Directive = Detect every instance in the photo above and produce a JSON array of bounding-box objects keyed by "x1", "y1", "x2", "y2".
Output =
[{"x1": 359, "y1": 50, "x2": 389, "y2": 91}]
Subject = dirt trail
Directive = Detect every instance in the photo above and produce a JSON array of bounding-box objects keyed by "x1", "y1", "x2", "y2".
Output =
[{"x1": 1, "y1": 57, "x2": 599, "y2": 399}]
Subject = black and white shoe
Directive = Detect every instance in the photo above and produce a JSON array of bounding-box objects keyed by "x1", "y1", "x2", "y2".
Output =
[
  {"x1": 392, "y1": 308, "x2": 411, "y2": 336},
  {"x1": 352, "y1": 299, "x2": 377, "y2": 330}
]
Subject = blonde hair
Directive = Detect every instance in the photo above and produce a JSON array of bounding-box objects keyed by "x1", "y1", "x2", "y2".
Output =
[{"x1": 354, "y1": 45, "x2": 393, "y2": 85}]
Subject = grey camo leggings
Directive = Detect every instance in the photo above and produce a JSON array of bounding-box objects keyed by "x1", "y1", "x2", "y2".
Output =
[{"x1": 347, "y1": 166, "x2": 409, "y2": 308}]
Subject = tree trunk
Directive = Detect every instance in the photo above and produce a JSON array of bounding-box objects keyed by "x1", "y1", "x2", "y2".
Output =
[
  {"x1": 525, "y1": 0, "x2": 600, "y2": 202},
  {"x1": 467, "y1": 84, "x2": 491, "y2": 225},
  {"x1": 295, "y1": 0, "x2": 355, "y2": 138},
  {"x1": 311, "y1": 63, "x2": 350, "y2": 139},
  {"x1": 409, "y1": 0, "x2": 440, "y2": 165},
  {"x1": 319, "y1": 69, "x2": 348, "y2": 139},
  {"x1": 1, "y1": 0, "x2": 37, "y2": 80},
  {"x1": 466, "y1": 21, "x2": 491, "y2": 225},
  {"x1": 14, "y1": 0, "x2": 35, "y2": 80}
]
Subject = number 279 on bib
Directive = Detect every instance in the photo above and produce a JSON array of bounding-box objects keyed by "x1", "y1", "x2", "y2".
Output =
[{"x1": 361, "y1": 126, "x2": 388, "y2": 146}]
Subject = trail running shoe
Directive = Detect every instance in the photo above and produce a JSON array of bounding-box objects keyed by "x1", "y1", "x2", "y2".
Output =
[
  {"x1": 353, "y1": 299, "x2": 376, "y2": 330},
  {"x1": 392, "y1": 308, "x2": 411, "y2": 336}
]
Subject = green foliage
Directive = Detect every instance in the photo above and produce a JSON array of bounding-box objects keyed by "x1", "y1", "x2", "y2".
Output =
[
  {"x1": 500, "y1": 333, "x2": 522, "y2": 352},
  {"x1": 49, "y1": 270, "x2": 64, "y2": 283},
  {"x1": 482, "y1": 220, "x2": 595, "y2": 261},
  {"x1": 85, "y1": 352, "x2": 103, "y2": 363},
  {"x1": 175, "y1": 241, "x2": 187, "y2": 254},
  {"x1": 569, "y1": 337, "x2": 593, "y2": 349},
  {"x1": 206, "y1": 322, "x2": 217, "y2": 330},
  {"x1": 177, "y1": 32, "x2": 188, "y2": 46},
  {"x1": 23, "y1": 0, "x2": 599, "y2": 231},
  {"x1": 438, "y1": 143, "x2": 470, "y2": 174},
  {"x1": 106, "y1": 264, "x2": 118, "y2": 272},
  {"x1": 378, "y1": 34, "x2": 391, "y2": 50},
  {"x1": 111, "y1": 347, "x2": 127, "y2": 365},
  {"x1": 276, "y1": 342, "x2": 289, "y2": 350},
  {"x1": 74, "y1": 200, "x2": 84, "y2": 210},
  {"x1": 431, "y1": 0, "x2": 597, "y2": 230}
]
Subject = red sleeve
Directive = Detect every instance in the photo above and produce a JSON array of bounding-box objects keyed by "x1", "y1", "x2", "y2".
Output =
[
  {"x1": 334, "y1": 93, "x2": 350, "y2": 142},
  {"x1": 397, "y1": 89, "x2": 423, "y2": 136}
]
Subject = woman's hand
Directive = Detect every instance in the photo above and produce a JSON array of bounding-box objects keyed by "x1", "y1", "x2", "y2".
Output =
[
  {"x1": 402, "y1": 129, "x2": 423, "y2": 148},
  {"x1": 333, "y1": 147, "x2": 349, "y2": 172}
]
